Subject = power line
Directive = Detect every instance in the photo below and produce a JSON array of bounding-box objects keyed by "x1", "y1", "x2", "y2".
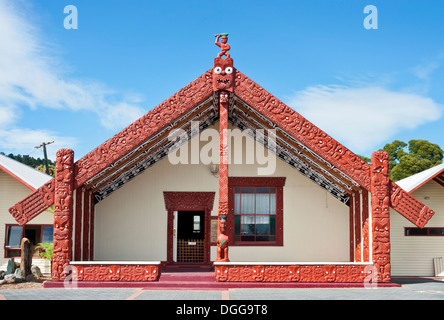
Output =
[{"x1": 35, "y1": 141, "x2": 54, "y2": 175}]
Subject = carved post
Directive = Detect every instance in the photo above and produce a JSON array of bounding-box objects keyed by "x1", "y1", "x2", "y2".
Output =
[
  {"x1": 370, "y1": 151, "x2": 391, "y2": 282},
  {"x1": 216, "y1": 90, "x2": 230, "y2": 262},
  {"x1": 52, "y1": 149, "x2": 74, "y2": 281}
]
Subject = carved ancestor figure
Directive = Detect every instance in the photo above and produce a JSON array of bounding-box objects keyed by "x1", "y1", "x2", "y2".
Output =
[
  {"x1": 216, "y1": 215, "x2": 229, "y2": 262},
  {"x1": 215, "y1": 33, "x2": 230, "y2": 58}
]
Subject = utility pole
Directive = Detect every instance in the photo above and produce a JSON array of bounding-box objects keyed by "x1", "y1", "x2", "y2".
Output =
[{"x1": 35, "y1": 141, "x2": 54, "y2": 175}]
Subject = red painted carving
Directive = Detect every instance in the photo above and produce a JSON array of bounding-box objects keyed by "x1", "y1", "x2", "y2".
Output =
[
  {"x1": 234, "y1": 70, "x2": 371, "y2": 191},
  {"x1": 370, "y1": 151, "x2": 391, "y2": 283},
  {"x1": 72, "y1": 264, "x2": 160, "y2": 282},
  {"x1": 74, "y1": 71, "x2": 213, "y2": 188},
  {"x1": 82, "y1": 189, "x2": 90, "y2": 261},
  {"x1": 8, "y1": 179, "x2": 55, "y2": 225},
  {"x1": 390, "y1": 181, "x2": 435, "y2": 228},
  {"x1": 52, "y1": 149, "x2": 75, "y2": 281},
  {"x1": 216, "y1": 216, "x2": 229, "y2": 262},
  {"x1": 89, "y1": 192, "x2": 95, "y2": 261},
  {"x1": 74, "y1": 189, "x2": 82, "y2": 261},
  {"x1": 233, "y1": 70, "x2": 434, "y2": 228},
  {"x1": 216, "y1": 90, "x2": 230, "y2": 262},
  {"x1": 215, "y1": 264, "x2": 371, "y2": 282},
  {"x1": 9, "y1": 64, "x2": 435, "y2": 232},
  {"x1": 213, "y1": 58, "x2": 235, "y2": 92},
  {"x1": 215, "y1": 33, "x2": 231, "y2": 59}
]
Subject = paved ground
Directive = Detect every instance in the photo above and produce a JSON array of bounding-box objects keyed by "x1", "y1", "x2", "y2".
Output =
[{"x1": 0, "y1": 278, "x2": 443, "y2": 300}]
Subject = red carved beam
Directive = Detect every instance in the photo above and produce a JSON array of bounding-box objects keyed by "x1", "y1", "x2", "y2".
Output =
[
  {"x1": 8, "y1": 70, "x2": 213, "y2": 225},
  {"x1": 215, "y1": 264, "x2": 372, "y2": 283},
  {"x1": 74, "y1": 71, "x2": 213, "y2": 188},
  {"x1": 390, "y1": 181, "x2": 434, "y2": 228},
  {"x1": 89, "y1": 192, "x2": 95, "y2": 261},
  {"x1": 74, "y1": 189, "x2": 82, "y2": 261},
  {"x1": 234, "y1": 70, "x2": 371, "y2": 190},
  {"x1": 71, "y1": 264, "x2": 160, "y2": 281},
  {"x1": 82, "y1": 189, "x2": 90, "y2": 261},
  {"x1": 233, "y1": 70, "x2": 434, "y2": 228},
  {"x1": 8, "y1": 179, "x2": 55, "y2": 225}
]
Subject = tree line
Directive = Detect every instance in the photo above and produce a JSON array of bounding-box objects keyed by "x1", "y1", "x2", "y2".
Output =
[
  {"x1": 359, "y1": 139, "x2": 443, "y2": 182},
  {"x1": 0, "y1": 152, "x2": 55, "y2": 177}
]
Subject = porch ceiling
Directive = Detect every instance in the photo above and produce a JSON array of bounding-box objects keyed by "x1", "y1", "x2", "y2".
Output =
[{"x1": 87, "y1": 92, "x2": 361, "y2": 205}]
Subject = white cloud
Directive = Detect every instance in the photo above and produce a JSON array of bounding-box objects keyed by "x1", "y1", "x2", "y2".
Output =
[
  {"x1": 288, "y1": 85, "x2": 444, "y2": 153},
  {"x1": 0, "y1": 0, "x2": 146, "y2": 158},
  {"x1": 0, "y1": 128, "x2": 78, "y2": 161},
  {"x1": 411, "y1": 61, "x2": 440, "y2": 80}
]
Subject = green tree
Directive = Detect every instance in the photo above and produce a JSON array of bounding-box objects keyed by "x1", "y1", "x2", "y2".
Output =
[{"x1": 380, "y1": 139, "x2": 443, "y2": 181}]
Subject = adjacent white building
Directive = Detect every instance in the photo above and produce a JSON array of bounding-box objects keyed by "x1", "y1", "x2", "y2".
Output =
[
  {"x1": 391, "y1": 163, "x2": 444, "y2": 277},
  {"x1": 0, "y1": 154, "x2": 53, "y2": 274}
]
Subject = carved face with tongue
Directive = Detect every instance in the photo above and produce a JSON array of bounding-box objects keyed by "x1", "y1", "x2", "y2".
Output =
[{"x1": 212, "y1": 57, "x2": 235, "y2": 92}]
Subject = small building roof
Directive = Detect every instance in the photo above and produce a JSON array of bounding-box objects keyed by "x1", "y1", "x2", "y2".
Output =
[
  {"x1": 0, "y1": 153, "x2": 53, "y2": 190},
  {"x1": 396, "y1": 163, "x2": 444, "y2": 193}
]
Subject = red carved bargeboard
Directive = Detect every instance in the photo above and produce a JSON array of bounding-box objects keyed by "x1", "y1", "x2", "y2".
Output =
[
  {"x1": 214, "y1": 264, "x2": 372, "y2": 282},
  {"x1": 71, "y1": 264, "x2": 161, "y2": 281},
  {"x1": 8, "y1": 179, "x2": 55, "y2": 225},
  {"x1": 74, "y1": 70, "x2": 213, "y2": 188},
  {"x1": 8, "y1": 71, "x2": 214, "y2": 224},
  {"x1": 233, "y1": 69, "x2": 434, "y2": 227}
]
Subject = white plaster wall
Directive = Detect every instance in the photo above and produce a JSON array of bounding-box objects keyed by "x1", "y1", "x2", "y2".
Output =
[{"x1": 94, "y1": 124, "x2": 350, "y2": 262}]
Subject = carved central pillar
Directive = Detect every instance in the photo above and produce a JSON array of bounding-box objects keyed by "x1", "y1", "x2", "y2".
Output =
[
  {"x1": 52, "y1": 148, "x2": 75, "y2": 281},
  {"x1": 216, "y1": 90, "x2": 230, "y2": 262},
  {"x1": 213, "y1": 34, "x2": 234, "y2": 262},
  {"x1": 370, "y1": 151, "x2": 391, "y2": 282}
]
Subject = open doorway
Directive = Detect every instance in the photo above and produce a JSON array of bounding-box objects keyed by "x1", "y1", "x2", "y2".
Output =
[{"x1": 176, "y1": 211, "x2": 205, "y2": 263}]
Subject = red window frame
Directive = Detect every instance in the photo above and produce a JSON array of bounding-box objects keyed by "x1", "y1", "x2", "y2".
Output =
[{"x1": 228, "y1": 177, "x2": 285, "y2": 246}]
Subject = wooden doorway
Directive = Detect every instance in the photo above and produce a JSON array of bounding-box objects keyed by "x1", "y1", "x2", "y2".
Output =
[
  {"x1": 164, "y1": 192, "x2": 215, "y2": 265},
  {"x1": 177, "y1": 211, "x2": 205, "y2": 263}
]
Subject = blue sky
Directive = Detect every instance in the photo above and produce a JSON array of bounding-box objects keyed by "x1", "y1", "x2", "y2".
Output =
[{"x1": 0, "y1": 0, "x2": 443, "y2": 162}]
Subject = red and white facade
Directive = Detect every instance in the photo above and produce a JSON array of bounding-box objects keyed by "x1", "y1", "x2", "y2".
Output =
[{"x1": 8, "y1": 39, "x2": 435, "y2": 284}]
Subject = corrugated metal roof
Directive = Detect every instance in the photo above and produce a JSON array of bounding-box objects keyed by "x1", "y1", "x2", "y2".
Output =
[
  {"x1": 0, "y1": 154, "x2": 52, "y2": 190},
  {"x1": 396, "y1": 163, "x2": 444, "y2": 192}
]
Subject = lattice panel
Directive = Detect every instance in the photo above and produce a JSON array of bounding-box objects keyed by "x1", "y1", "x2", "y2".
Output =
[{"x1": 177, "y1": 239, "x2": 204, "y2": 263}]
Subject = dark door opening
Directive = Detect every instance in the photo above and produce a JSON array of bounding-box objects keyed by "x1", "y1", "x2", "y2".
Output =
[{"x1": 177, "y1": 211, "x2": 205, "y2": 263}]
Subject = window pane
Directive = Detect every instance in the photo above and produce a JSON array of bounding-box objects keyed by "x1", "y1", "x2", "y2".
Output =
[
  {"x1": 193, "y1": 216, "x2": 200, "y2": 233},
  {"x1": 429, "y1": 228, "x2": 444, "y2": 235},
  {"x1": 270, "y1": 193, "x2": 276, "y2": 215},
  {"x1": 235, "y1": 215, "x2": 241, "y2": 235},
  {"x1": 241, "y1": 215, "x2": 255, "y2": 235},
  {"x1": 270, "y1": 216, "x2": 276, "y2": 235},
  {"x1": 405, "y1": 228, "x2": 427, "y2": 236},
  {"x1": 241, "y1": 193, "x2": 255, "y2": 214},
  {"x1": 256, "y1": 187, "x2": 270, "y2": 193},
  {"x1": 234, "y1": 193, "x2": 241, "y2": 214},
  {"x1": 6, "y1": 226, "x2": 23, "y2": 248},
  {"x1": 255, "y1": 215, "x2": 269, "y2": 235},
  {"x1": 241, "y1": 187, "x2": 255, "y2": 193},
  {"x1": 41, "y1": 226, "x2": 53, "y2": 243},
  {"x1": 256, "y1": 193, "x2": 269, "y2": 214}
]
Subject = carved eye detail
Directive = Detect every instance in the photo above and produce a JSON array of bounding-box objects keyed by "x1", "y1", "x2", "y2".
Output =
[
  {"x1": 225, "y1": 67, "x2": 233, "y2": 74},
  {"x1": 214, "y1": 67, "x2": 222, "y2": 74}
]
